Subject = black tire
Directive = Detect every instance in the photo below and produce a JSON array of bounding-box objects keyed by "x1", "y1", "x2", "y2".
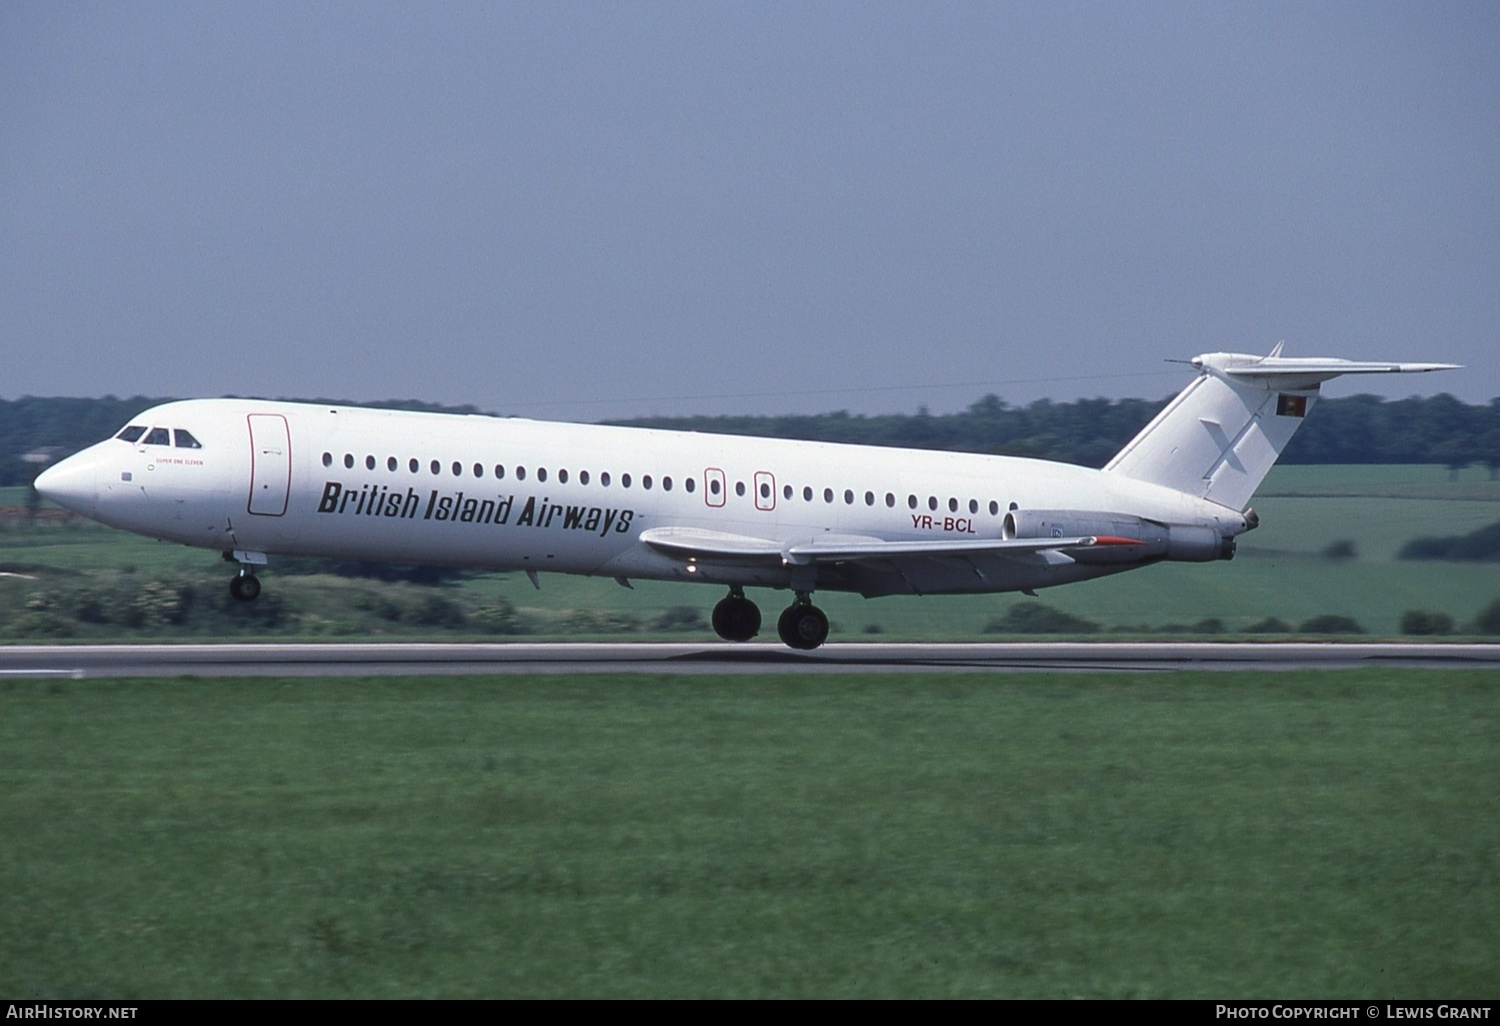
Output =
[
  {"x1": 712, "y1": 595, "x2": 761, "y2": 642},
  {"x1": 229, "y1": 574, "x2": 261, "y2": 602},
  {"x1": 777, "y1": 604, "x2": 828, "y2": 650}
]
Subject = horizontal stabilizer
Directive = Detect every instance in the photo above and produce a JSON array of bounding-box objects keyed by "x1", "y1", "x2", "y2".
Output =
[
  {"x1": 1223, "y1": 356, "x2": 1461, "y2": 392},
  {"x1": 1105, "y1": 345, "x2": 1459, "y2": 510}
]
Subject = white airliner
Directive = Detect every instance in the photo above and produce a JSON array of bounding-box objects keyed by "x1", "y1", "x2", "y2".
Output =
[{"x1": 35, "y1": 346, "x2": 1456, "y2": 649}]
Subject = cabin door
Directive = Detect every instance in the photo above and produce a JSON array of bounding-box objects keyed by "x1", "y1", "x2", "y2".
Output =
[{"x1": 247, "y1": 414, "x2": 291, "y2": 516}]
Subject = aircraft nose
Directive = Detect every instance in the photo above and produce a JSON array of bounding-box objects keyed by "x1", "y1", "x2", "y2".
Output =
[{"x1": 34, "y1": 452, "x2": 99, "y2": 516}]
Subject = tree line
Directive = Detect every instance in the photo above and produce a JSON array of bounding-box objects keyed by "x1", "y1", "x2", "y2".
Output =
[
  {"x1": 2, "y1": 390, "x2": 1497, "y2": 488},
  {"x1": 615, "y1": 391, "x2": 1500, "y2": 474}
]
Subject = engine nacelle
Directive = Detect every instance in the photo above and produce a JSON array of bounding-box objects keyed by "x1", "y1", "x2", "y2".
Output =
[
  {"x1": 1162, "y1": 523, "x2": 1236, "y2": 562},
  {"x1": 1002, "y1": 509, "x2": 1234, "y2": 563}
]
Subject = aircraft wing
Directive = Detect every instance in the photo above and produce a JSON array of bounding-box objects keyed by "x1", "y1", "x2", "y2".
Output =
[{"x1": 639, "y1": 526, "x2": 1140, "y2": 567}]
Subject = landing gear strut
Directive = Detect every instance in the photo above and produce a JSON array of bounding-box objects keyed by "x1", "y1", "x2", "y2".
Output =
[
  {"x1": 711, "y1": 587, "x2": 761, "y2": 642},
  {"x1": 777, "y1": 594, "x2": 829, "y2": 650}
]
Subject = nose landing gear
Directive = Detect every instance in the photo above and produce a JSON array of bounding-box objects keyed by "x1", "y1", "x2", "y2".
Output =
[
  {"x1": 223, "y1": 549, "x2": 267, "y2": 602},
  {"x1": 229, "y1": 570, "x2": 261, "y2": 602}
]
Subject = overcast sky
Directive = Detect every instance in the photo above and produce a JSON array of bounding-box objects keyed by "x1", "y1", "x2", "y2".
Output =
[{"x1": 3, "y1": 2, "x2": 1496, "y2": 421}]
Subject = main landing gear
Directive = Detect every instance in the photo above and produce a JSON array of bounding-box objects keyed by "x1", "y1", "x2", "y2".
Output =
[
  {"x1": 711, "y1": 588, "x2": 830, "y2": 650},
  {"x1": 711, "y1": 587, "x2": 761, "y2": 642},
  {"x1": 776, "y1": 594, "x2": 829, "y2": 650}
]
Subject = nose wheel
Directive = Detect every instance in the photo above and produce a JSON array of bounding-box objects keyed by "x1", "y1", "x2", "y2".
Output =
[
  {"x1": 229, "y1": 571, "x2": 261, "y2": 602},
  {"x1": 223, "y1": 549, "x2": 267, "y2": 602},
  {"x1": 777, "y1": 599, "x2": 829, "y2": 650}
]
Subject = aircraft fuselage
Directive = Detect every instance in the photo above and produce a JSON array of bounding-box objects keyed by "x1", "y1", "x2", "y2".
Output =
[{"x1": 38, "y1": 398, "x2": 1243, "y2": 602}]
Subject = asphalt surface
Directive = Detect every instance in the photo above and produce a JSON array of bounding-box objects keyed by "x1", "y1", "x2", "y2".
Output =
[{"x1": 3, "y1": 641, "x2": 1499, "y2": 678}]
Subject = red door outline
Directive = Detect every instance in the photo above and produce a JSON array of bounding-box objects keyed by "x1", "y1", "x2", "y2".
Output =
[
  {"x1": 704, "y1": 467, "x2": 726, "y2": 508},
  {"x1": 754, "y1": 470, "x2": 776, "y2": 511}
]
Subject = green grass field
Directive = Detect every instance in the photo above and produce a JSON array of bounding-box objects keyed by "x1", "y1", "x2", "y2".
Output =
[
  {"x1": 2, "y1": 670, "x2": 1496, "y2": 998},
  {"x1": 4, "y1": 463, "x2": 1500, "y2": 639}
]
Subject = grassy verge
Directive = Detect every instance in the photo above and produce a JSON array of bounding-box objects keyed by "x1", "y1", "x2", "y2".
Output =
[{"x1": 3, "y1": 670, "x2": 1496, "y2": 997}]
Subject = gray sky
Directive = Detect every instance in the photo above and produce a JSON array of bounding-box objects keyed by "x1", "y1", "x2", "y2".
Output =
[{"x1": 3, "y1": 2, "x2": 1496, "y2": 421}]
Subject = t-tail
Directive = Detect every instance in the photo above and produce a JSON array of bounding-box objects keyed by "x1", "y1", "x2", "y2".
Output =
[{"x1": 1103, "y1": 343, "x2": 1460, "y2": 512}]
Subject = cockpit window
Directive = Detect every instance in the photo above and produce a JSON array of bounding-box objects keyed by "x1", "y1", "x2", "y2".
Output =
[
  {"x1": 174, "y1": 429, "x2": 202, "y2": 449},
  {"x1": 116, "y1": 425, "x2": 147, "y2": 443},
  {"x1": 143, "y1": 428, "x2": 171, "y2": 446}
]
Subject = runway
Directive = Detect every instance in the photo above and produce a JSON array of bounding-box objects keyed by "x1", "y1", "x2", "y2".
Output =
[{"x1": 3, "y1": 641, "x2": 1499, "y2": 678}]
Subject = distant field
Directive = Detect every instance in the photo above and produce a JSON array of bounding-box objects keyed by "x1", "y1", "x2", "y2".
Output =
[
  {"x1": 2, "y1": 670, "x2": 1494, "y2": 998},
  {"x1": 3, "y1": 464, "x2": 1499, "y2": 639}
]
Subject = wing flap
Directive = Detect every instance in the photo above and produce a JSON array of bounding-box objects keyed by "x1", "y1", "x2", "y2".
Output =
[
  {"x1": 782, "y1": 535, "x2": 1117, "y2": 564},
  {"x1": 639, "y1": 526, "x2": 1142, "y2": 566},
  {"x1": 638, "y1": 527, "x2": 785, "y2": 562}
]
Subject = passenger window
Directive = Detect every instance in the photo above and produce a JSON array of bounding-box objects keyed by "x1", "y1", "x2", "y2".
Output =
[
  {"x1": 365, "y1": 455, "x2": 376, "y2": 470},
  {"x1": 643, "y1": 475, "x2": 653, "y2": 490},
  {"x1": 783, "y1": 484, "x2": 793, "y2": 500},
  {"x1": 969, "y1": 499, "x2": 979, "y2": 514},
  {"x1": 762, "y1": 482, "x2": 772, "y2": 499},
  {"x1": 803, "y1": 486, "x2": 813, "y2": 502},
  {"x1": 116, "y1": 425, "x2": 147, "y2": 443},
  {"x1": 430, "y1": 460, "x2": 440, "y2": 475},
  {"x1": 559, "y1": 469, "x2": 569, "y2": 484},
  {"x1": 622, "y1": 473, "x2": 633, "y2": 488},
  {"x1": 735, "y1": 481, "x2": 745, "y2": 497},
  {"x1": 538, "y1": 468, "x2": 548, "y2": 483},
  {"x1": 517, "y1": 467, "x2": 527, "y2": 481},
  {"x1": 322, "y1": 452, "x2": 332, "y2": 467},
  {"x1": 928, "y1": 496, "x2": 938, "y2": 511},
  {"x1": 452, "y1": 461, "x2": 462, "y2": 477},
  {"x1": 886, "y1": 493, "x2": 895, "y2": 508},
  {"x1": 388, "y1": 457, "x2": 398, "y2": 472},
  {"x1": 908, "y1": 495, "x2": 917, "y2": 510},
  {"x1": 580, "y1": 470, "x2": 590, "y2": 485},
  {"x1": 948, "y1": 498, "x2": 958, "y2": 513},
  {"x1": 410, "y1": 459, "x2": 419, "y2": 473},
  {"x1": 601, "y1": 472, "x2": 611, "y2": 487},
  {"x1": 823, "y1": 488, "x2": 833, "y2": 503},
  {"x1": 989, "y1": 501, "x2": 1000, "y2": 516},
  {"x1": 663, "y1": 476, "x2": 672, "y2": 491},
  {"x1": 173, "y1": 430, "x2": 202, "y2": 449},
  {"x1": 684, "y1": 477, "x2": 694, "y2": 493},
  {"x1": 345, "y1": 454, "x2": 356, "y2": 469},
  {"x1": 494, "y1": 465, "x2": 505, "y2": 479},
  {"x1": 844, "y1": 489, "x2": 854, "y2": 505},
  {"x1": 865, "y1": 491, "x2": 874, "y2": 506},
  {"x1": 144, "y1": 428, "x2": 170, "y2": 446},
  {"x1": 474, "y1": 463, "x2": 483, "y2": 478}
]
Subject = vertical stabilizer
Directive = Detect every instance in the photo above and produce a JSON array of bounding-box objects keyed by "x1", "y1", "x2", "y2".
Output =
[{"x1": 1103, "y1": 348, "x2": 1460, "y2": 511}]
